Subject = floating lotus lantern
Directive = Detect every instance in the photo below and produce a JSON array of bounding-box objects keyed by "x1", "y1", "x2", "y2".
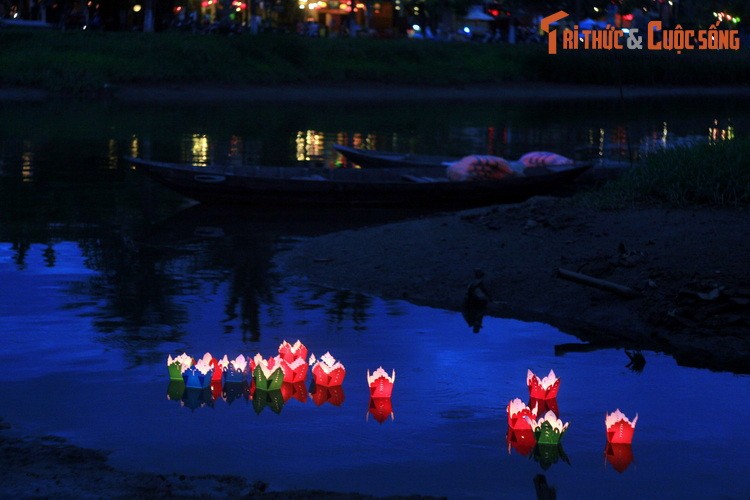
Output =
[
  {"x1": 309, "y1": 383, "x2": 345, "y2": 407},
  {"x1": 183, "y1": 357, "x2": 214, "y2": 389},
  {"x1": 278, "y1": 341, "x2": 309, "y2": 383},
  {"x1": 367, "y1": 397, "x2": 394, "y2": 423},
  {"x1": 528, "y1": 397, "x2": 559, "y2": 417},
  {"x1": 278, "y1": 340, "x2": 308, "y2": 363},
  {"x1": 280, "y1": 357, "x2": 308, "y2": 384},
  {"x1": 281, "y1": 381, "x2": 308, "y2": 403},
  {"x1": 200, "y1": 353, "x2": 224, "y2": 382},
  {"x1": 367, "y1": 367, "x2": 396, "y2": 398},
  {"x1": 167, "y1": 353, "x2": 192, "y2": 381},
  {"x1": 506, "y1": 398, "x2": 538, "y2": 431},
  {"x1": 251, "y1": 354, "x2": 285, "y2": 392},
  {"x1": 527, "y1": 369, "x2": 560, "y2": 400},
  {"x1": 221, "y1": 354, "x2": 249, "y2": 383},
  {"x1": 526, "y1": 410, "x2": 569, "y2": 445},
  {"x1": 605, "y1": 443, "x2": 634, "y2": 473},
  {"x1": 310, "y1": 352, "x2": 346, "y2": 387},
  {"x1": 605, "y1": 409, "x2": 638, "y2": 444}
]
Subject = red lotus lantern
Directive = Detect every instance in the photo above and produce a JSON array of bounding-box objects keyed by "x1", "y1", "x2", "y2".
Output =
[
  {"x1": 529, "y1": 397, "x2": 559, "y2": 417},
  {"x1": 507, "y1": 398, "x2": 538, "y2": 431},
  {"x1": 278, "y1": 340, "x2": 308, "y2": 364},
  {"x1": 527, "y1": 369, "x2": 560, "y2": 400},
  {"x1": 367, "y1": 367, "x2": 395, "y2": 398},
  {"x1": 606, "y1": 409, "x2": 638, "y2": 444},
  {"x1": 310, "y1": 352, "x2": 346, "y2": 387}
]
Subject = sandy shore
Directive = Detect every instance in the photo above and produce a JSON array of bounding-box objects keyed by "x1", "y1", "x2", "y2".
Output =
[{"x1": 276, "y1": 197, "x2": 750, "y2": 374}]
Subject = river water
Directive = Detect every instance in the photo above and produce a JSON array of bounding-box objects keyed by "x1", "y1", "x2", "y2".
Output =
[{"x1": 0, "y1": 97, "x2": 748, "y2": 498}]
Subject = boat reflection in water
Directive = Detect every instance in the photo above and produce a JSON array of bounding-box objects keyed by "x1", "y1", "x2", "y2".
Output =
[
  {"x1": 222, "y1": 381, "x2": 251, "y2": 405},
  {"x1": 280, "y1": 381, "x2": 308, "y2": 404}
]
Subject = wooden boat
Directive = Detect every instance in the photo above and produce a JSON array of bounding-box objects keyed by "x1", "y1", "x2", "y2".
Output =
[
  {"x1": 333, "y1": 144, "x2": 458, "y2": 169},
  {"x1": 334, "y1": 144, "x2": 631, "y2": 184},
  {"x1": 125, "y1": 157, "x2": 590, "y2": 208}
]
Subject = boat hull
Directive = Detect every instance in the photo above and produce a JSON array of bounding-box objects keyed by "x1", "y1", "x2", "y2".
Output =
[{"x1": 127, "y1": 157, "x2": 590, "y2": 208}]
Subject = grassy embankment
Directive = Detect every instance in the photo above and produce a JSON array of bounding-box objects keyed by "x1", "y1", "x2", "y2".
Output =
[
  {"x1": 580, "y1": 139, "x2": 750, "y2": 208},
  {"x1": 1, "y1": 29, "x2": 749, "y2": 94}
]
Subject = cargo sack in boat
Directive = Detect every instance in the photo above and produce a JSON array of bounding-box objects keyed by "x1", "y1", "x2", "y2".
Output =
[
  {"x1": 446, "y1": 155, "x2": 514, "y2": 181},
  {"x1": 518, "y1": 151, "x2": 574, "y2": 167}
]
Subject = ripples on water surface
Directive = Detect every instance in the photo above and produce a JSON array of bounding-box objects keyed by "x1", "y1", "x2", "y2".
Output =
[{"x1": 0, "y1": 97, "x2": 748, "y2": 498}]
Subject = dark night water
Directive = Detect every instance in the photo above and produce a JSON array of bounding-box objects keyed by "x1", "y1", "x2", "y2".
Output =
[{"x1": 1, "y1": 97, "x2": 749, "y2": 498}]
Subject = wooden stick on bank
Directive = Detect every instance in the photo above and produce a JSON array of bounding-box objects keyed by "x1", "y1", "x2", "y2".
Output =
[{"x1": 556, "y1": 268, "x2": 642, "y2": 299}]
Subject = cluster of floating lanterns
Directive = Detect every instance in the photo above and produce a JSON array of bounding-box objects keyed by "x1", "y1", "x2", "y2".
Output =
[
  {"x1": 506, "y1": 369, "x2": 638, "y2": 472},
  {"x1": 166, "y1": 340, "x2": 396, "y2": 421}
]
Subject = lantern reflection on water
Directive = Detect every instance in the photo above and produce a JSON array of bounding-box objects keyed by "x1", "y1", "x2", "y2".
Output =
[
  {"x1": 223, "y1": 381, "x2": 250, "y2": 405},
  {"x1": 506, "y1": 427, "x2": 536, "y2": 456},
  {"x1": 605, "y1": 443, "x2": 634, "y2": 473},
  {"x1": 252, "y1": 389, "x2": 285, "y2": 415},
  {"x1": 309, "y1": 381, "x2": 345, "y2": 407},
  {"x1": 367, "y1": 397, "x2": 395, "y2": 424},
  {"x1": 281, "y1": 381, "x2": 308, "y2": 403},
  {"x1": 532, "y1": 443, "x2": 570, "y2": 471}
]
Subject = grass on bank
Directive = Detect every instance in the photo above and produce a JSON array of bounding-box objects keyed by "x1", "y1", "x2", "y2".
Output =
[
  {"x1": 580, "y1": 139, "x2": 750, "y2": 208},
  {"x1": 1, "y1": 29, "x2": 749, "y2": 94}
]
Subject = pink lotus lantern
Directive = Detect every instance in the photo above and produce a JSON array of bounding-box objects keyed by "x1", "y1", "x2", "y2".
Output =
[
  {"x1": 527, "y1": 369, "x2": 560, "y2": 400},
  {"x1": 605, "y1": 443, "x2": 634, "y2": 473},
  {"x1": 506, "y1": 398, "x2": 538, "y2": 431},
  {"x1": 310, "y1": 352, "x2": 346, "y2": 387},
  {"x1": 367, "y1": 367, "x2": 396, "y2": 398},
  {"x1": 278, "y1": 340, "x2": 308, "y2": 364},
  {"x1": 605, "y1": 409, "x2": 638, "y2": 444},
  {"x1": 200, "y1": 353, "x2": 224, "y2": 382},
  {"x1": 367, "y1": 397, "x2": 394, "y2": 423}
]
